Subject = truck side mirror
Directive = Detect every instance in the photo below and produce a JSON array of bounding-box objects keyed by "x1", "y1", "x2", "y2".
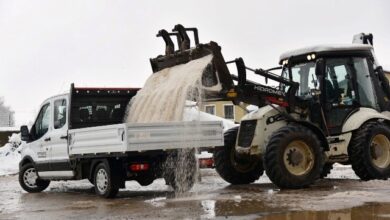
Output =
[
  {"x1": 315, "y1": 58, "x2": 325, "y2": 76},
  {"x1": 375, "y1": 66, "x2": 384, "y2": 75},
  {"x1": 20, "y1": 125, "x2": 30, "y2": 142}
]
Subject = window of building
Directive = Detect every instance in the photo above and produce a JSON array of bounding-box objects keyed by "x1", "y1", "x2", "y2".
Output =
[
  {"x1": 205, "y1": 105, "x2": 216, "y2": 115},
  {"x1": 224, "y1": 105, "x2": 234, "y2": 120}
]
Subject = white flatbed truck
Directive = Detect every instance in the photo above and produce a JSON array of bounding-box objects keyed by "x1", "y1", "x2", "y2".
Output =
[{"x1": 18, "y1": 84, "x2": 223, "y2": 197}]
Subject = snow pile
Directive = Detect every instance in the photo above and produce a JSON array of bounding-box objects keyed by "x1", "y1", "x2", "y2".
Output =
[
  {"x1": 183, "y1": 103, "x2": 238, "y2": 132},
  {"x1": 0, "y1": 133, "x2": 23, "y2": 176}
]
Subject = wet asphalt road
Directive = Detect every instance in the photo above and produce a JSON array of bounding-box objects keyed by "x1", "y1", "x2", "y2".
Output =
[{"x1": 2, "y1": 166, "x2": 390, "y2": 219}]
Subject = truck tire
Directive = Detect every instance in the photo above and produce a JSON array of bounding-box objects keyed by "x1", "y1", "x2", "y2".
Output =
[
  {"x1": 164, "y1": 149, "x2": 197, "y2": 193},
  {"x1": 320, "y1": 163, "x2": 333, "y2": 179},
  {"x1": 348, "y1": 121, "x2": 390, "y2": 180},
  {"x1": 93, "y1": 162, "x2": 119, "y2": 198},
  {"x1": 264, "y1": 124, "x2": 324, "y2": 189},
  {"x1": 19, "y1": 163, "x2": 50, "y2": 193},
  {"x1": 214, "y1": 127, "x2": 264, "y2": 185}
]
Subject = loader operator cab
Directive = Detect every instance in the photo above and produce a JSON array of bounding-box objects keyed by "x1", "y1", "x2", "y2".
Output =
[{"x1": 279, "y1": 44, "x2": 390, "y2": 135}]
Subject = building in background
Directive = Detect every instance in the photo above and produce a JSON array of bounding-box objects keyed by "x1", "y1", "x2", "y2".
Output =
[
  {"x1": 203, "y1": 101, "x2": 248, "y2": 123},
  {"x1": 385, "y1": 68, "x2": 390, "y2": 81},
  {"x1": 0, "y1": 98, "x2": 15, "y2": 127}
]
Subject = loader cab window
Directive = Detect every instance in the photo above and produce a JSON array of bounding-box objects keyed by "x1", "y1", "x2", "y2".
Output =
[
  {"x1": 324, "y1": 58, "x2": 356, "y2": 106},
  {"x1": 287, "y1": 62, "x2": 317, "y2": 99},
  {"x1": 32, "y1": 103, "x2": 51, "y2": 140},
  {"x1": 353, "y1": 57, "x2": 377, "y2": 109},
  {"x1": 324, "y1": 57, "x2": 377, "y2": 109}
]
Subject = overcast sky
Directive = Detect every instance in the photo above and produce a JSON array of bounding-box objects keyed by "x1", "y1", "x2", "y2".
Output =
[{"x1": 0, "y1": 0, "x2": 389, "y2": 126}]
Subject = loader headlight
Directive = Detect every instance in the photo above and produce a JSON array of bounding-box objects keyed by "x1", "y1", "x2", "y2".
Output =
[
  {"x1": 307, "y1": 54, "x2": 316, "y2": 61},
  {"x1": 227, "y1": 89, "x2": 237, "y2": 98}
]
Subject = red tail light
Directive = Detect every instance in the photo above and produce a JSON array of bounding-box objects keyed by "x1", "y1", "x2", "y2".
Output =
[
  {"x1": 199, "y1": 158, "x2": 214, "y2": 168},
  {"x1": 129, "y1": 163, "x2": 150, "y2": 171}
]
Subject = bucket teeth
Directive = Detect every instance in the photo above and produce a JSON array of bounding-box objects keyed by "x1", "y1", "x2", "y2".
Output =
[{"x1": 156, "y1": 29, "x2": 175, "y2": 56}]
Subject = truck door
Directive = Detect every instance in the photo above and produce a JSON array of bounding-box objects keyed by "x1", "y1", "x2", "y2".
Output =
[
  {"x1": 49, "y1": 97, "x2": 73, "y2": 174},
  {"x1": 29, "y1": 102, "x2": 52, "y2": 172},
  {"x1": 323, "y1": 58, "x2": 359, "y2": 135}
]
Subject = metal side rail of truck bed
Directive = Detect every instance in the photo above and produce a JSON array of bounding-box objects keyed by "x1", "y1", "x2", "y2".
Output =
[{"x1": 68, "y1": 121, "x2": 224, "y2": 155}]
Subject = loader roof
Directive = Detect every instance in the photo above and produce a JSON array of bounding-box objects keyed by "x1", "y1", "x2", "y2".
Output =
[{"x1": 279, "y1": 44, "x2": 373, "y2": 63}]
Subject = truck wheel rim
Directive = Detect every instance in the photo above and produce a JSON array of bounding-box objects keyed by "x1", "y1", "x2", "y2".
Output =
[
  {"x1": 23, "y1": 168, "x2": 38, "y2": 188},
  {"x1": 370, "y1": 134, "x2": 390, "y2": 169},
  {"x1": 96, "y1": 169, "x2": 108, "y2": 193},
  {"x1": 283, "y1": 140, "x2": 314, "y2": 176}
]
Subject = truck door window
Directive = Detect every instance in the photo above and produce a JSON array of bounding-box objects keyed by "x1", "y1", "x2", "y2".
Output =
[
  {"x1": 54, "y1": 99, "x2": 67, "y2": 129},
  {"x1": 34, "y1": 103, "x2": 51, "y2": 139}
]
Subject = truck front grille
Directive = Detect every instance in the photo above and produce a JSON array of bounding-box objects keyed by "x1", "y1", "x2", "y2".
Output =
[{"x1": 237, "y1": 120, "x2": 257, "y2": 148}]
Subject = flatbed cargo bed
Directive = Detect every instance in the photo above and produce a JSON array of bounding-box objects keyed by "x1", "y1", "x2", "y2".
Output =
[{"x1": 68, "y1": 121, "x2": 223, "y2": 155}]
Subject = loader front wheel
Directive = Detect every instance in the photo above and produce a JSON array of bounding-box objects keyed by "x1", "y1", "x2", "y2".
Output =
[
  {"x1": 214, "y1": 127, "x2": 264, "y2": 185},
  {"x1": 264, "y1": 124, "x2": 324, "y2": 189},
  {"x1": 349, "y1": 121, "x2": 390, "y2": 180}
]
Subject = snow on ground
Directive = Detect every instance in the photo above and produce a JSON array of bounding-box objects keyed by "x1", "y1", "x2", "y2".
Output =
[
  {"x1": 0, "y1": 127, "x2": 19, "y2": 132},
  {"x1": 0, "y1": 133, "x2": 22, "y2": 176}
]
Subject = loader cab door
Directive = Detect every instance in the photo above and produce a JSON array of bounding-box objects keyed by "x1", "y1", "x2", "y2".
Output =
[{"x1": 322, "y1": 57, "x2": 377, "y2": 135}]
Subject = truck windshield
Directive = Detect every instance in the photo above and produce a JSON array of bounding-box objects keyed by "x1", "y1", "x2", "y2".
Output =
[{"x1": 282, "y1": 61, "x2": 316, "y2": 98}]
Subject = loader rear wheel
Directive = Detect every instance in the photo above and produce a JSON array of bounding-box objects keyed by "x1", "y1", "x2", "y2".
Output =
[
  {"x1": 348, "y1": 121, "x2": 390, "y2": 180},
  {"x1": 264, "y1": 124, "x2": 324, "y2": 189},
  {"x1": 214, "y1": 127, "x2": 264, "y2": 185}
]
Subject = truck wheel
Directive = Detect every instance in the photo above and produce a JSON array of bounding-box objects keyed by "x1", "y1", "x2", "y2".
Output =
[
  {"x1": 94, "y1": 162, "x2": 119, "y2": 198},
  {"x1": 214, "y1": 127, "x2": 264, "y2": 185},
  {"x1": 264, "y1": 124, "x2": 324, "y2": 189},
  {"x1": 164, "y1": 149, "x2": 197, "y2": 193},
  {"x1": 348, "y1": 121, "x2": 390, "y2": 180},
  {"x1": 19, "y1": 163, "x2": 50, "y2": 193},
  {"x1": 320, "y1": 163, "x2": 334, "y2": 179}
]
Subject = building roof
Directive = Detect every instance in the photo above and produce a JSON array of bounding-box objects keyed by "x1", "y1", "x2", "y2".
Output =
[{"x1": 279, "y1": 44, "x2": 373, "y2": 62}]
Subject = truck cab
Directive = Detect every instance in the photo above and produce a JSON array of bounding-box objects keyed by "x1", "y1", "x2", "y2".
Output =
[{"x1": 22, "y1": 93, "x2": 72, "y2": 179}]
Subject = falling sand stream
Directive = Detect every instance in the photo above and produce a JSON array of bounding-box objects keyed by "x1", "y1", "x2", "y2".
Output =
[{"x1": 125, "y1": 54, "x2": 219, "y2": 193}]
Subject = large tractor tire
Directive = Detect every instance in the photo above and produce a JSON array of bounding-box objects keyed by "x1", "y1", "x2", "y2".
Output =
[
  {"x1": 264, "y1": 124, "x2": 325, "y2": 189},
  {"x1": 214, "y1": 127, "x2": 264, "y2": 185},
  {"x1": 348, "y1": 121, "x2": 390, "y2": 180}
]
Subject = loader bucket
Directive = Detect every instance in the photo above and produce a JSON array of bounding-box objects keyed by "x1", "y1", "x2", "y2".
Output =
[{"x1": 150, "y1": 24, "x2": 235, "y2": 100}]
